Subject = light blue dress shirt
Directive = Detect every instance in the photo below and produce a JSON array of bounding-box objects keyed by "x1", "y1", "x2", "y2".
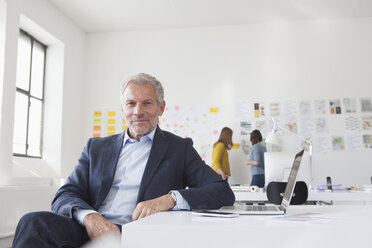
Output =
[{"x1": 74, "y1": 128, "x2": 190, "y2": 226}]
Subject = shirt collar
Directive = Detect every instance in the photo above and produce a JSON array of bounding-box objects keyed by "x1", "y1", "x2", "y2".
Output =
[{"x1": 123, "y1": 127, "x2": 156, "y2": 145}]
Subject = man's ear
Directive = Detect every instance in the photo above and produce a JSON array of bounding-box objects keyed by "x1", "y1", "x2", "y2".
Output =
[{"x1": 159, "y1": 101, "x2": 166, "y2": 116}]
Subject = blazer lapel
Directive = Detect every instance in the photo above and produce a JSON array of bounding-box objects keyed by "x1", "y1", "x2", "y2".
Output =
[
  {"x1": 96, "y1": 132, "x2": 124, "y2": 207},
  {"x1": 137, "y1": 127, "x2": 168, "y2": 202}
]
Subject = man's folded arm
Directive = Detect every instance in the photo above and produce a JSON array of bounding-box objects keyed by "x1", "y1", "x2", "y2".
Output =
[
  {"x1": 178, "y1": 138, "x2": 235, "y2": 210},
  {"x1": 51, "y1": 139, "x2": 95, "y2": 218}
]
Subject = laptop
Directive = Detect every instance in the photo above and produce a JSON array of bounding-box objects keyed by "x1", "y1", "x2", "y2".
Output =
[{"x1": 217, "y1": 149, "x2": 304, "y2": 215}]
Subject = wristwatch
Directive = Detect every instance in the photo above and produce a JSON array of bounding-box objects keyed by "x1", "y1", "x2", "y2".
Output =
[{"x1": 169, "y1": 191, "x2": 177, "y2": 205}]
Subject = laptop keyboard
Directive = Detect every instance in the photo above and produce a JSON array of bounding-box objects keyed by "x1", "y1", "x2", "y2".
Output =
[{"x1": 245, "y1": 205, "x2": 279, "y2": 211}]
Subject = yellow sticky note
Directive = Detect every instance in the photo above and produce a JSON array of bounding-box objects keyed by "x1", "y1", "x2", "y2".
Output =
[
  {"x1": 93, "y1": 118, "x2": 101, "y2": 124},
  {"x1": 94, "y1": 111, "x2": 102, "y2": 117},
  {"x1": 122, "y1": 125, "x2": 127, "y2": 130},
  {"x1": 107, "y1": 126, "x2": 116, "y2": 131},
  {"x1": 210, "y1": 107, "x2": 219, "y2": 113},
  {"x1": 108, "y1": 111, "x2": 116, "y2": 117},
  {"x1": 107, "y1": 132, "x2": 115, "y2": 136},
  {"x1": 93, "y1": 133, "x2": 101, "y2": 138},
  {"x1": 254, "y1": 110, "x2": 259, "y2": 118},
  {"x1": 93, "y1": 125, "x2": 101, "y2": 131},
  {"x1": 108, "y1": 119, "x2": 116, "y2": 124},
  {"x1": 232, "y1": 143, "x2": 240, "y2": 149}
]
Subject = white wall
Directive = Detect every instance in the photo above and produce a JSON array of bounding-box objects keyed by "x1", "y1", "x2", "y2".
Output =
[
  {"x1": 83, "y1": 18, "x2": 372, "y2": 187},
  {"x1": 0, "y1": 0, "x2": 86, "y2": 236},
  {"x1": 0, "y1": 0, "x2": 86, "y2": 180}
]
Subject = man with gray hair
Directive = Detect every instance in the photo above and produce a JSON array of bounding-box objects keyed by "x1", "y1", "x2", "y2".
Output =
[{"x1": 13, "y1": 73, "x2": 235, "y2": 247}]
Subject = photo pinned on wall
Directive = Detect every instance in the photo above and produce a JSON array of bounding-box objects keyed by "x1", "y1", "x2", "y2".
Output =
[
  {"x1": 315, "y1": 117, "x2": 328, "y2": 133},
  {"x1": 283, "y1": 100, "x2": 297, "y2": 120},
  {"x1": 332, "y1": 136, "x2": 345, "y2": 151},
  {"x1": 361, "y1": 116, "x2": 372, "y2": 131},
  {"x1": 362, "y1": 134, "x2": 372, "y2": 149},
  {"x1": 299, "y1": 101, "x2": 312, "y2": 115},
  {"x1": 345, "y1": 116, "x2": 361, "y2": 133},
  {"x1": 360, "y1": 97, "x2": 372, "y2": 113},
  {"x1": 240, "y1": 121, "x2": 252, "y2": 136},
  {"x1": 314, "y1": 100, "x2": 327, "y2": 115},
  {"x1": 253, "y1": 102, "x2": 266, "y2": 119},
  {"x1": 269, "y1": 102, "x2": 281, "y2": 117},
  {"x1": 343, "y1": 98, "x2": 357, "y2": 113},
  {"x1": 299, "y1": 117, "x2": 315, "y2": 138},
  {"x1": 314, "y1": 136, "x2": 331, "y2": 154},
  {"x1": 234, "y1": 100, "x2": 251, "y2": 120},
  {"x1": 345, "y1": 134, "x2": 363, "y2": 152},
  {"x1": 240, "y1": 139, "x2": 252, "y2": 155},
  {"x1": 284, "y1": 120, "x2": 298, "y2": 134},
  {"x1": 329, "y1": 99, "x2": 342, "y2": 114},
  {"x1": 255, "y1": 120, "x2": 267, "y2": 137}
]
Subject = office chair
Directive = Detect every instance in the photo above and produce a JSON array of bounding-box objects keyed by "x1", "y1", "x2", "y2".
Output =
[{"x1": 266, "y1": 181, "x2": 308, "y2": 205}]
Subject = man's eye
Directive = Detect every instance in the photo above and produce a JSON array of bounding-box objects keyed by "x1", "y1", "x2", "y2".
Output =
[{"x1": 127, "y1": 102, "x2": 135, "y2": 106}]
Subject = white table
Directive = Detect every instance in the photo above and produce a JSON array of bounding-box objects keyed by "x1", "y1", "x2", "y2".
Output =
[
  {"x1": 122, "y1": 205, "x2": 372, "y2": 248},
  {"x1": 232, "y1": 186, "x2": 372, "y2": 204}
]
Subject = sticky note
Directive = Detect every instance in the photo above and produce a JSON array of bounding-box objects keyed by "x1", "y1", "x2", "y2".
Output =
[
  {"x1": 93, "y1": 125, "x2": 101, "y2": 131},
  {"x1": 232, "y1": 143, "x2": 240, "y2": 149},
  {"x1": 210, "y1": 107, "x2": 219, "y2": 113},
  {"x1": 107, "y1": 132, "x2": 115, "y2": 136},
  {"x1": 108, "y1": 111, "x2": 116, "y2": 117},
  {"x1": 108, "y1": 119, "x2": 116, "y2": 124},
  {"x1": 122, "y1": 118, "x2": 126, "y2": 124},
  {"x1": 93, "y1": 133, "x2": 101, "y2": 137},
  {"x1": 107, "y1": 126, "x2": 116, "y2": 131},
  {"x1": 122, "y1": 125, "x2": 127, "y2": 130},
  {"x1": 94, "y1": 111, "x2": 102, "y2": 117},
  {"x1": 94, "y1": 118, "x2": 101, "y2": 124}
]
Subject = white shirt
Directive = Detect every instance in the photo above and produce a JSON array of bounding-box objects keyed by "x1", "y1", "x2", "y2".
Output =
[{"x1": 74, "y1": 128, "x2": 190, "y2": 225}]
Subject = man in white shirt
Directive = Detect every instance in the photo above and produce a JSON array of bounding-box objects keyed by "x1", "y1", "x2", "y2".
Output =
[{"x1": 13, "y1": 73, "x2": 235, "y2": 247}]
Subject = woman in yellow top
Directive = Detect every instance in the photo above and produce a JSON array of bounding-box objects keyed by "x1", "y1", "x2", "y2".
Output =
[{"x1": 212, "y1": 127, "x2": 233, "y2": 181}]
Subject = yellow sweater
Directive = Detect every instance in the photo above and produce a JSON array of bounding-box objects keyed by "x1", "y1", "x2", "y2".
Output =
[{"x1": 212, "y1": 142, "x2": 231, "y2": 176}]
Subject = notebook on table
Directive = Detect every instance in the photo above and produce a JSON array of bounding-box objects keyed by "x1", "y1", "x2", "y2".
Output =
[{"x1": 217, "y1": 149, "x2": 304, "y2": 215}]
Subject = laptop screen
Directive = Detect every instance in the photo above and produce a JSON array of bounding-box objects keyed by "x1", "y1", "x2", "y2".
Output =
[{"x1": 281, "y1": 150, "x2": 304, "y2": 209}]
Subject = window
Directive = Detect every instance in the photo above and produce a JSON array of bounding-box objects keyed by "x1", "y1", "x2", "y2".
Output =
[{"x1": 13, "y1": 30, "x2": 46, "y2": 158}]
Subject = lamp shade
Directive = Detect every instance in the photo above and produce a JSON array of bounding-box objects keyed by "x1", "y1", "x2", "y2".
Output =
[{"x1": 265, "y1": 131, "x2": 280, "y2": 146}]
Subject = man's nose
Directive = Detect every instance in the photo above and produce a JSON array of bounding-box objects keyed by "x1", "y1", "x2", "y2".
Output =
[{"x1": 134, "y1": 103, "x2": 144, "y2": 116}]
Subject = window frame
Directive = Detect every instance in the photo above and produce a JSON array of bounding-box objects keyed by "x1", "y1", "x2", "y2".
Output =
[{"x1": 13, "y1": 29, "x2": 47, "y2": 158}]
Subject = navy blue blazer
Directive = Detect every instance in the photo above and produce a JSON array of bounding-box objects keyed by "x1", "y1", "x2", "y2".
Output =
[{"x1": 51, "y1": 127, "x2": 235, "y2": 219}]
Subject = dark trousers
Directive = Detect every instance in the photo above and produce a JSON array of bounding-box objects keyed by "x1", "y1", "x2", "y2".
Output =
[
  {"x1": 12, "y1": 211, "x2": 90, "y2": 248},
  {"x1": 251, "y1": 174, "x2": 265, "y2": 188}
]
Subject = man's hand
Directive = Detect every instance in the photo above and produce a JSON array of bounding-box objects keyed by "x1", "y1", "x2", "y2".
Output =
[
  {"x1": 132, "y1": 194, "x2": 176, "y2": 221},
  {"x1": 83, "y1": 213, "x2": 120, "y2": 240}
]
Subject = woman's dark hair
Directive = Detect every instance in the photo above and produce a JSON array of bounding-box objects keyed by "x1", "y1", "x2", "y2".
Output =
[
  {"x1": 214, "y1": 127, "x2": 233, "y2": 150},
  {"x1": 250, "y1": 129, "x2": 263, "y2": 145}
]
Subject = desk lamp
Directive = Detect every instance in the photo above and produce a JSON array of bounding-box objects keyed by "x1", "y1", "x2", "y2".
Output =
[{"x1": 265, "y1": 118, "x2": 313, "y2": 187}]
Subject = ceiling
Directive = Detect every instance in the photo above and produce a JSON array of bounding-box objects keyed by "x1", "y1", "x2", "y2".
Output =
[{"x1": 47, "y1": 0, "x2": 372, "y2": 33}]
